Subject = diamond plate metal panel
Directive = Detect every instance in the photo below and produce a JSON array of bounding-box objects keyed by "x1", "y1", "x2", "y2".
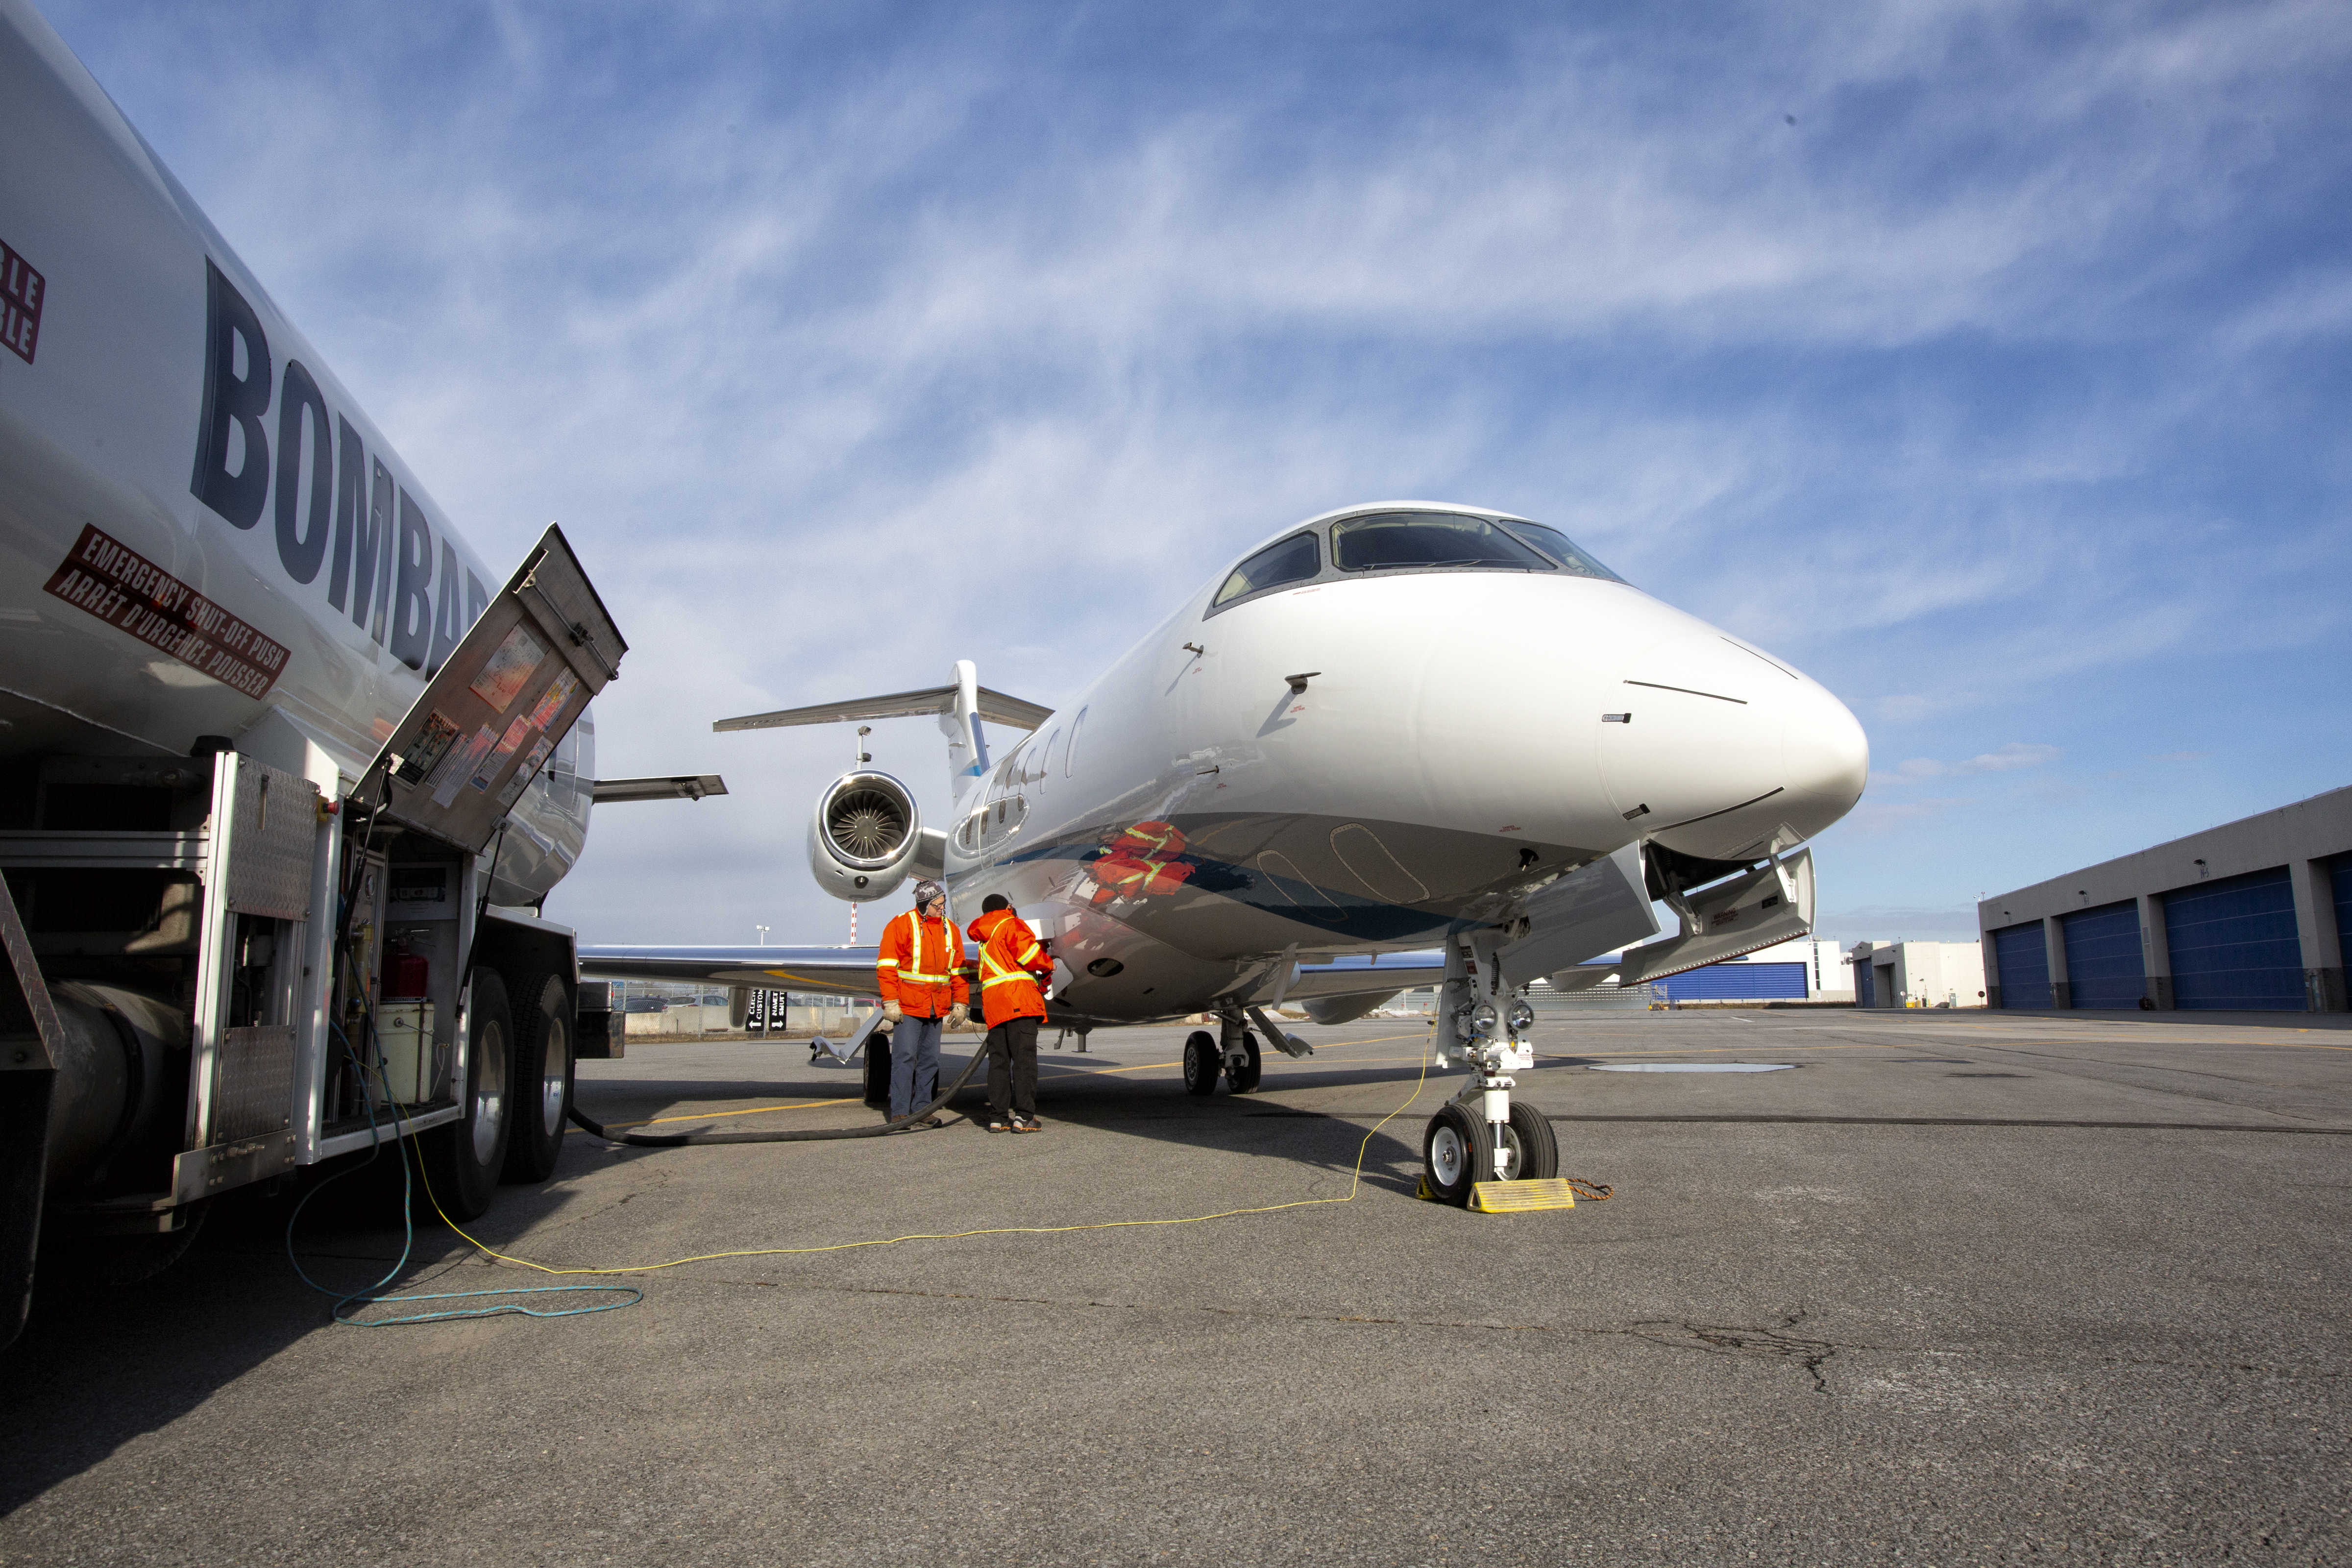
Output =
[
  {"x1": 214, "y1": 1024, "x2": 295, "y2": 1142},
  {"x1": 224, "y1": 757, "x2": 317, "y2": 921}
]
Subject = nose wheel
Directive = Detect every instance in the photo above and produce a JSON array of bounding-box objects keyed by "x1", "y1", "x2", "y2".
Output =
[
  {"x1": 1422, "y1": 1100, "x2": 1559, "y2": 1206},
  {"x1": 1422, "y1": 1103, "x2": 1494, "y2": 1205}
]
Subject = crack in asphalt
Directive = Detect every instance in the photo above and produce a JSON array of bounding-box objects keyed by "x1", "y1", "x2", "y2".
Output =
[
  {"x1": 655, "y1": 1275, "x2": 2351, "y2": 1385},
  {"x1": 1626, "y1": 1309, "x2": 1837, "y2": 1392}
]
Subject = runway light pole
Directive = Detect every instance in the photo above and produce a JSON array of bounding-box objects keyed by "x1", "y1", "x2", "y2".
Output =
[{"x1": 755, "y1": 925, "x2": 768, "y2": 946}]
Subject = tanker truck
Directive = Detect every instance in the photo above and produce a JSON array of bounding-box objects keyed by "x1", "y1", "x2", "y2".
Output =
[{"x1": 0, "y1": 0, "x2": 654, "y2": 1345}]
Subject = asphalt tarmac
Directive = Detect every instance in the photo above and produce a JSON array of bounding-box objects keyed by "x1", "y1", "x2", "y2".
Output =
[{"x1": 3, "y1": 1008, "x2": 2348, "y2": 1566}]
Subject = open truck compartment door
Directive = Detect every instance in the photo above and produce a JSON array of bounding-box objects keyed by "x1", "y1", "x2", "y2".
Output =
[
  {"x1": 312, "y1": 523, "x2": 625, "y2": 1168},
  {"x1": 360, "y1": 524, "x2": 625, "y2": 857}
]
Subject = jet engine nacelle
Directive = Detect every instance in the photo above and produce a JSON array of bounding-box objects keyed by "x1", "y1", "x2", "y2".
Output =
[{"x1": 808, "y1": 770, "x2": 922, "y2": 902}]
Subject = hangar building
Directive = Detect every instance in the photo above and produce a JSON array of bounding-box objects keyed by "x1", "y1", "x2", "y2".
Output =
[
  {"x1": 1846, "y1": 940, "x2": 1985, "y2": 1009},
  {"x1": 1979, "y1": 784, "x2": 2352, "y2": 1013}
]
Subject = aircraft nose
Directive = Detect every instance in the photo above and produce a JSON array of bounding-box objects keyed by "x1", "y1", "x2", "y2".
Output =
[
  {"x1": 1781, "y1": 681, "x2": 1869, "y2": 823},
  {"x1": 1597, "y1": 632, "x2": 1867, "y2": 858}
]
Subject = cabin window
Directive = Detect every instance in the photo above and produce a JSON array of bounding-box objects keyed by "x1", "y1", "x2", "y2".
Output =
[
  {"x1": 1212, "y1": 532, "x2": 1320, "y2": 608},
  {"x1": 1330, "y1": 512, "x2": 1555, "y2": 574}
]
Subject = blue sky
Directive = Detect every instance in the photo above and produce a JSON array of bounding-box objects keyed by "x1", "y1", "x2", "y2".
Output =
[{"x1": 41, "y1": 0, "x2": 2352, "y2": 948}]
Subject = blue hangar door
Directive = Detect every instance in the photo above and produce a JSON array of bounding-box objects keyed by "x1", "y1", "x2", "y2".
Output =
[
  {"x1": 2163, "y1": 867, "x2": 2303, "y2": 1011},
  {"x1": 1990, "y1": 922, "x2": 2051, "y2": 1009},
  {"x1": 2060, "y1": 901, "x2": 2144, "y2": 1009},
  {"x1": 2331, "y1": 853, "x2": 2352, "y2": 979},
  {"x1": 1654, "y1": 962, "x2": 1809, "y2": 1002}
]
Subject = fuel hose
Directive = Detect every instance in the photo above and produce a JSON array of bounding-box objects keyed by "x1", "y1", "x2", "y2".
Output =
[{"x1": 567, "y1": 1029, "x2": 988, "y2": 1146}]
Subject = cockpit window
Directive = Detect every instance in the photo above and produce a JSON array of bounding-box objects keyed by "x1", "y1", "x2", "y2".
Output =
[
  {"x1": 1212, "y1": 532, "x2": 1320, "y2": 607},
  {"x1": 1330, "y1": 512, "x2": 1556, "y2": 573},
  {"x1": 1494, "y1": 519, "x2": 1624, "y2": 583}
]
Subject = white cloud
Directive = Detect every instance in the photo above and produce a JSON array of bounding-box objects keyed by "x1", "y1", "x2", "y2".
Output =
[{"x1": 1876, "y1": 743, "x2": 2060, "y2": 784}]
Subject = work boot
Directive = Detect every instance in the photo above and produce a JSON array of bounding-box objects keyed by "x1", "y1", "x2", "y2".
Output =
[
  {"x1": 987, "y1": 1115, "x2": 1012, "y2": 1133},
  {"x1": 1012, "y1": 1115, "x2": 1043, "y2": 1133}
]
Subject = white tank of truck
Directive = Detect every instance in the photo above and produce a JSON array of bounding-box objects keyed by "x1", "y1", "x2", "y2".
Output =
[
  {"x1": 0, "y1": 0, "x2": 632, "y2": 1345},
  {"x1": 0, "y1": 0, "x2": 593, "y2": 905}
]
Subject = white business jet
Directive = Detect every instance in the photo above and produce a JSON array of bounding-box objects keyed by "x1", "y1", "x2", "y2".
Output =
[{"x1": 582, "y1": 505, "x2": 1869, "y2": 1202}]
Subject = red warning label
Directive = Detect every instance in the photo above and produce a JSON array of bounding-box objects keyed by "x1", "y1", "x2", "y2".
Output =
[
  {"x1": 44, "y1": 524, "x2": 291, "y2": 699},
  {"x1": 0, "y1": 239, "x2": 42, "y2": 365}
]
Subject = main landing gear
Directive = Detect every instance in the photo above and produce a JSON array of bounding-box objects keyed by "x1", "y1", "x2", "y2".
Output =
[
  {"x1": 1182, "y1": 1028, "x2": 1258, "y2": 1094},
  {"x1": 1420, "y1": 933, "x2": 1558, "y2": 1205},
  {"x1": 1183, "y1": 1003, "x2": 1304, "y2": 1095}
]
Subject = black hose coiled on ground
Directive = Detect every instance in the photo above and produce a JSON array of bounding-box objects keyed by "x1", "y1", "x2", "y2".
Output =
[{"x1": 566, "y1": 1033, "x2": 987, "y2": 1146}]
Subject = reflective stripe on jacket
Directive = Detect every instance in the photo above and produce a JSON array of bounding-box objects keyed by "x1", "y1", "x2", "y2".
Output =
[
  {"x1": 966, "y1": 907, "x2": 1052, "y2": 1028},
  {"x1": 876, "y1": 910, "x2": 968, "y2": 1016}
]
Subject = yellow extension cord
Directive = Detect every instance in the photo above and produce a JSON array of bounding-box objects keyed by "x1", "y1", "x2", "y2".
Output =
[{"x1": 406, "y1": 1047, "x2": 1435, "y2": 1279}]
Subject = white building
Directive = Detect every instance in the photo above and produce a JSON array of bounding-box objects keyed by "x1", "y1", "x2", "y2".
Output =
[{"x1": 1846, "y1": 940, "x2": 1986, "y2": 1009}]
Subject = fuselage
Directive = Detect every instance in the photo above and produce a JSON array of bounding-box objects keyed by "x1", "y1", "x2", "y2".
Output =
[
  {"x1": 942, "y1": 502, "x2": 1868, "y2": 1023},
  {"x1": 0, "y1": 0, "x2": 589, "y2": 901}
]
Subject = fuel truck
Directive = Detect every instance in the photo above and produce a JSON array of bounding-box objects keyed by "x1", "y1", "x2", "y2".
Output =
[{"x1": 0, "y1": 0, "x2": 650, "y2": 1345}]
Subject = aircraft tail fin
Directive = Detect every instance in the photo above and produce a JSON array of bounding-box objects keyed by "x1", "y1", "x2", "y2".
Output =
[{"x1": 713, "y1": 661, "x2": 1053, "y2": 791}]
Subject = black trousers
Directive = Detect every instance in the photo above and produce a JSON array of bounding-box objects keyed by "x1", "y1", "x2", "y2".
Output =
[{"x1": 985, "y1": 1016, "x2": 1039, "y2": 1118}]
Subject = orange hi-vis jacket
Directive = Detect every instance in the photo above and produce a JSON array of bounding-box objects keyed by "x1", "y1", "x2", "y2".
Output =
[
  {"x1": 876, "y1": 910, "x2": 968, "y2": 1018},
  {"x1": 966, "y1": 908, "x2": 1053, "y2": 1029}
]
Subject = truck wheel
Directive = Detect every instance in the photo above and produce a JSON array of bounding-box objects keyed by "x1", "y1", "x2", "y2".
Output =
[
  {"x1": 501, "y1": 973, "x2": 573, "y2": 1184},
  {"x1": 418, "y1": 969, "x2": 512, "y2": 1222}
]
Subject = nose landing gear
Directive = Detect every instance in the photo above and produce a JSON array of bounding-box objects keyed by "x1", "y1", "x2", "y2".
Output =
[{"x1": 1422, "y1": 933, "x2": 1557, "y2": 1205}]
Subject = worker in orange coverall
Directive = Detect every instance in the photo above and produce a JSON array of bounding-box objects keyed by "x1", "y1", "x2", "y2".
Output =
[
  {"x1": 965, "y1": 893, "x2": 1056, "y2": 1132},
  {"x1": 874, "y1": 879, "x2": 969, "y2": 1124}
]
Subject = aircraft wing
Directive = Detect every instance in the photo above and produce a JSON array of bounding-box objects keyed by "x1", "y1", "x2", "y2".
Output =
[
  {"x1": 577, "y1": 945, "x2": 880, "y2": 997},
  {"x1": 1281, "y1": 953, "x2": 1444, "y2": 1000},
  {"x1": 575, "y1": 943, "x2": 1446, "y2": 1012}
]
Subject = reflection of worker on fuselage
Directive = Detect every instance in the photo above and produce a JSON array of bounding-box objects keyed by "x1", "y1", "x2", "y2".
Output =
[
  {"x1": 876, "y1": 879, "x2": 969, "y2": 1124},
  {"x1": 968, "y1": 894, "x2": 1055, "y2": 1133},
  {"x1": 1083, "y1": 820, "x2": 1195, "y2": 906}
]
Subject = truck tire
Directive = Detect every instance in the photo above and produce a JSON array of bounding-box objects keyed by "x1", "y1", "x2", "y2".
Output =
[
  {"x1": 418, "y1": 969, "x2": 513, "y2": 1222},
  {"x1": 502, "y1": 973, "x2": 573, "y2": 1184}
]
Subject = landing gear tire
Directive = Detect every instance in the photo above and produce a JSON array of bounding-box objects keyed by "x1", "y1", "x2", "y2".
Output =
[
  {"x1": 1508, "y1": 1100, "x2": 1558, "y2": 1181},
  {"x1": 419, "y1": 969, "x2": 513, "y2": 1223},
  {"x1": 1422, "y1": 1102, "x2": 1494, "y2": 1207},
  {"x1": 863, "y1": 1029, "x2": 894, "y2": 1105},
  {"x1": 1182, "y1": 1031, "x2": 1220, "y2": 1095},
  {"x1": 1226, "y1": 1031, "x2": 1263, "y2": 1094},
  {"x1": 501, "y1": 973, "x2": 573, "y2": 1184}
]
